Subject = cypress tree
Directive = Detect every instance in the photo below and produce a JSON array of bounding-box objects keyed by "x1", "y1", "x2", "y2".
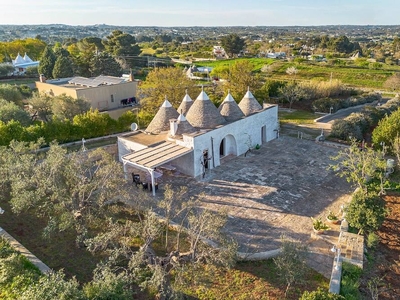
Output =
[
  {"x1": 52, "y1": 56, "x2": 74, "y2": 79},
  {"x1": 38, "y1": 46, "x2": 56, "y2": 79}
]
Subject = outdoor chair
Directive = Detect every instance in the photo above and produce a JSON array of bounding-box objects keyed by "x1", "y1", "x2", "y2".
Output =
[{"x1": 132, "y1": 173, "x2": 142, "y2": 187}]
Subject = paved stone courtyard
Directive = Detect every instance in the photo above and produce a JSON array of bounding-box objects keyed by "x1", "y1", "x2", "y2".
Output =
[{"x1": 141, "y1": 136, "x2": 353, "y2": 278}]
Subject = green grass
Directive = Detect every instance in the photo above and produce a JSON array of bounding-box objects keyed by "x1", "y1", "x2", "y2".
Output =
[
  {"x1": 270, "y1": 61, "x2": 399, "y2": 89},
  {"x1": 177, "y1": 260, "x2": 328, "y2": 300},
  {"x1": 194, "y1": 57, "x2": 275, "y2": 72},
  {"x1": 340, "y1": 262, "x2": 363, "y2": 300},
  {"x1": 279, "y1": 110, "x2": 319, "y2": 124},
  {"x1": 0, "y1": 78, "x2": 36, "y2": 85}
]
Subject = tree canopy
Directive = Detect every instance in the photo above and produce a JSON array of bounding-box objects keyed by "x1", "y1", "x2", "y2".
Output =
[
  {"x1": 139, "y1": 67, "x2": 197, "y2": 114},
  {"x1": 103, "y1": 30, "x2": 141, "y2": 57},
  {"x1": 52, "y1": 56, "x2": 74, "y2": 78},
  {"x1": 223, "y1": 60, "x2": 261, "y2": 101},
  {"x1": 38, "y1": 46, "x2": 56, "y2": 79},
  {"x1": 220, "y1": 34, "x2": 245, "y2": 58},
  {"x1": 90, "y1": 52, "x2": 122, "y2": 77},
  {"x1": 0, "y1": 98, "x2": 31, "y2": 126}
]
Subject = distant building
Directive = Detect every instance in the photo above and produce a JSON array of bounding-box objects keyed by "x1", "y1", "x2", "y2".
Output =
[
  {"x1": 12, "y1": 53, "x2": 39, "y2": 75},
  {"x1": 308, "y1": 54, "x2": 327, "y2": 62},
  {"x1": 213, "y1": 46, "x2": 227, "y2": 59},
  {"x1": 36, "y1": 75, "x2": 138, "y2": 111},
  {"x1": 266, "y1": 52, "x2": 286, "y2": 59}
]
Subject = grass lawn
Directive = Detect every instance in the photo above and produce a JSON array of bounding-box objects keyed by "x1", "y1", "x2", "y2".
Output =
[
  {"x1": 141, "y1": 47, "x2": 157, "y2": 56},
  {"x1": 279, "y1": 109, "x2": 320, "y2": 124},
  {"x1": 194, "y1": 57, "x2": 275, "y2": 72},
  {"x1": 0, "y1": 78, "x2": 36, "y2": 85}
]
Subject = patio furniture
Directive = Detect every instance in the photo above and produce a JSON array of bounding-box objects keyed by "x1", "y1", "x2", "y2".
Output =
[{"x1": 132, "y1": 173, "x2": 142, "y2": 187}]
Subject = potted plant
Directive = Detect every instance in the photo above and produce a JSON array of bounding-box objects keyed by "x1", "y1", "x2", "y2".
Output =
[
  {"x1": 326, "y1": 211, "x2": 340, "y2": 225},
  {"x1": 311, "y1": 217, "x2": 330, "y2": 234}
]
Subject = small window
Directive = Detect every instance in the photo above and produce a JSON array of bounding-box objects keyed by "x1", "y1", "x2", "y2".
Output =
[{"x1": 110, "y1": 94, "x2": 114, "y2": 102}]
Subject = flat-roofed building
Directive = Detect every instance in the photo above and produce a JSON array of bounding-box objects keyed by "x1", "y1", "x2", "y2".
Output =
[{"x1": 36, "y1": 75, "x2": 138, "y2": 111}]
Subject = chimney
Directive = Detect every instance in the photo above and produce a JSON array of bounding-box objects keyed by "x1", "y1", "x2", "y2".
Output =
[
  {"x1": 129, "y1": 69, "x2": 134, "y2": 82},
  {"x1": 169, "y1": 119, "x2": 178, "y2": 136},
  {"x1": 39, "y1": 74, "x2": 46, "y2": 83}
]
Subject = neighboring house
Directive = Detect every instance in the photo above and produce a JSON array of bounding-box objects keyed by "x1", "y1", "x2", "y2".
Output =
[
  {"x1": 12, "y1": 53, "x2": 39, "y2": 75},
  {"x1": 185, "y1": 65, "x2": 213, "y2": 80},
  {"x1": 308, "y1": 54, "x2": 327, "y2": 62},
  {"x1": 36, "y1": 74, "x2": 138, "y2": 111},
  {"x1": 213, "y1": 46, "x2": 227, "y2": 59},
  {"x1": 266, "y1": 52, "x2": 286, "y2": 59},
  {"x1": 118, "y1": 88, "x2": 278, "y2": 194}
]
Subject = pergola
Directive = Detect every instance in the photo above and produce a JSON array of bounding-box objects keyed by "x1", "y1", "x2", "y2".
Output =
[{"x1": 122, "y1": 141, "x2": 193, "y2": 195}]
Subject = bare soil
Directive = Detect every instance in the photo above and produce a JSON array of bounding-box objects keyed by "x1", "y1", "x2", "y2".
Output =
[{"x1": 360, "y1": 194, "x2": 400, "y2": 300}]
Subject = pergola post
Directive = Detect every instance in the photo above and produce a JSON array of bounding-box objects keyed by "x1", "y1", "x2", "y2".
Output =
[
  {"x1": 123, "y1": 161, "x2": 128, "y2": 180},
  {"x1": 150, "y1": 169, "x2": 156, "y2": 196}
]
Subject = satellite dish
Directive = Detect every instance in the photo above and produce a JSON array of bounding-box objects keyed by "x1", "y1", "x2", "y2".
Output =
[{"x1": 130, "y1": 123, "x2": 138, "y2": 131}]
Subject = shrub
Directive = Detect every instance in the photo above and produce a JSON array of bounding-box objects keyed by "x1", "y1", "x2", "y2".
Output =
[
  {"x1": 331, "y1": 119, "x2": 363, "y2": 141},
  {"x1": 346, "y1": 189, "x2": 386, "y2": 235},
  {"x1": 366, "y1": 232, "x2": 380, "y2": 249},
  {"x1": 340, "y1": 262, "x2": 363, "y2": 299},
  {"x1": 300, "y1": 288, "x2": 345, "y2": 300}
]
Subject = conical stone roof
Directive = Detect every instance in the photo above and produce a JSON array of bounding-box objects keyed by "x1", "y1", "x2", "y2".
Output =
[
  {"x1": 238, "y1": 87, "x2": 262, "y2": 116},
  {"x1": 174, "y1": 113, "x2": 196, "y2": 136},
  {"x1": 218, "y1": 91, "x2": 245, "y2": 122},
  {"x1": 185, "y1": 88, "x2": 226, "y2": 129},
  {"x1": 146, "y1": 97, "x2": 179, "y2": 134},
  {"x1": 13, "y1": 53, "x2": 25, "y2": 65},
  {"x1": 177, "y1": 90, "x2": 193, "y2": 115}
]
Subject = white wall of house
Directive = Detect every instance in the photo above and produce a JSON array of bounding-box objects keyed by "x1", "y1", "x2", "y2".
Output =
[
  {"x1": 117, "y1": 137, "x2": 148, "y2": 162},
  {"x1": 118, "y1": 104, "x2": 278, "y2": 179},
  {"x1": 187, "y1": 105, "x2": 278, "y2": 178}
]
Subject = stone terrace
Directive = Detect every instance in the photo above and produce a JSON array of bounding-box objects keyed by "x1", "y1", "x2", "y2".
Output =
[{"x1": 152, "y1": 136, "x2": 353, "y2": 278}]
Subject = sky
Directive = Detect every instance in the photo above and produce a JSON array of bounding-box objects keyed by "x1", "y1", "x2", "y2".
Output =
[{"x1": 1, "y1": 0, "x2": 399, "y2": 27}]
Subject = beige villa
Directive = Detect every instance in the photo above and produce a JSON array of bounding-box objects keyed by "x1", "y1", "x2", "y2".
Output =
[{"x1": 36, "y1": 75, "x2": 138, "y2": 111}]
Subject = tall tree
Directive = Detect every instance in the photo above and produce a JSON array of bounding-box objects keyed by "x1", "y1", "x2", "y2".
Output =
[
  {"x1": 3, "y1": 142, "x2": 130, "y2": 240},
  {"x1": 220, "y1": 34, "x2": 245, "y2": 58},
  {"x1": 38, "y1": 46, "x2": 56, "y2": 79},
  {"x1": 90, "y1": 52, "x2": 122, "y2": 77},
  {"x1": 103, "y1": 30, "x2": 141, "y2": 57},
  {"x1": 52, "y1": 94, "x2": 90, "y2": 121},
  {"x1": 0, "y1": 63, "x2": 14, "y2": 76},
  {"x1": 52, "y1": 55, "x2": 74, "y2": 78},
  {"x1": 0, "y1": 98, "x2": 31, "y2": 126},
  {"x1": 224, "y1": 60, "x2": 261, "y2": 101},
  {"x1": 28, "y1": 92, "x2": 53, "y2": 122},
  {"x1": 278, "y1": 82, "x2": 305, "y2": 110},
  {"x1": 0, "y1": 84, "x2": 23, "y2": 105},
  {"x1": 139, "y1": 67, "x2": 196, "y2": 114}
]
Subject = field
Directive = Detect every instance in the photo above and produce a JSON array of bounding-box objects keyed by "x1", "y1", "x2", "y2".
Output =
[
  {"x1": 193, "y1": 57, "x2": 400, "y2": 89},
  {"x1": 193, "y1": 57, "x2": 275, "y2": 72}
]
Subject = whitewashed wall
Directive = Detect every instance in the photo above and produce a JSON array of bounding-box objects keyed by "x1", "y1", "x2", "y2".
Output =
[
  {"x1": 189, "y1": 105, "x2": 278, "y2": 178},
  {"x1": 117, "y1": 137, "x2": 148, "y2": 162}
]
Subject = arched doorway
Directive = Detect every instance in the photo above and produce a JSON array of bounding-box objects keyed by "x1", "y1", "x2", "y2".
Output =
[{"x1": 219, "y1": 134, "x2": 237, "y2": 158}]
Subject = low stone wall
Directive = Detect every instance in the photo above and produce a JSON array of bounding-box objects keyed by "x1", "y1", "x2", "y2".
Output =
[{"x1": 0, "y1": 227, "x2": 51, "y2": 274}]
